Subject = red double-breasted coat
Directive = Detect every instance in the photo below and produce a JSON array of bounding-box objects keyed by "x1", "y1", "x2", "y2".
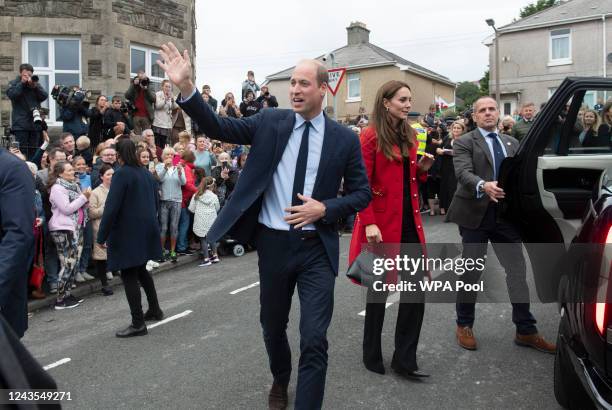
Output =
[{"x1": 348, "y1": 127, "x2": 427, "y2": 267}]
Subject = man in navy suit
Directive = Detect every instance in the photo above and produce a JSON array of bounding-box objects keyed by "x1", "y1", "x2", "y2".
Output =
[
  {"x1": 158, "y1": 43, "x2": 371, "y2": 409},
  {"x1": 0, "y1": 148, "x2": 35, "y2": 338}
]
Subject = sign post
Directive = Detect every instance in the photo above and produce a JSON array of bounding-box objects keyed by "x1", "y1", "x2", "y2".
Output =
[{"x1": 327, "y1": 67, "x2": 346, "y2": 121}]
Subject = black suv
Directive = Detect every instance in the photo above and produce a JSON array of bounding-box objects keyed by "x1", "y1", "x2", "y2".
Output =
[{"x1": 499, "y1": 77, "x2": 612, "y2": 409}]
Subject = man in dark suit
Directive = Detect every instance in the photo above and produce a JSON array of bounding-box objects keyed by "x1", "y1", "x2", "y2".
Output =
[
  {"x1": 0, "y1": 148, "x2": 35, "y2": 338},
  {"x1": 447, "y1": 96, "x2": 555, "y2": 354},
  {"x1": 158, "y1": 43, "x2": 371, "y2": 410}
]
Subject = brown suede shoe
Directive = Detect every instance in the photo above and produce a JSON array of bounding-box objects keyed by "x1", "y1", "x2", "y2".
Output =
[
  {"x1": 515, "y1": 333, "x2": 556, "y2": 354},
  {"x1": 456, "y1": 326, "x2": 477, "y2": 350},
  {"x1": 268, "y1": 382, "x2": 288, "y2": 410}
]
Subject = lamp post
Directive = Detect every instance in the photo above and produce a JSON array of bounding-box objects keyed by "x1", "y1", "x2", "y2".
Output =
[{"x1": 486, "y1": 18, "x2": 501, "y2": 106}]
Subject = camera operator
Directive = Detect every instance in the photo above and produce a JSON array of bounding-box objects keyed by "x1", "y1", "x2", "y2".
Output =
[
  {"x1": 255, "y1": 85, "x2": 278, "y2": 108},
  {"x1": 125, "y1": 70, "x2": 155, "y2": 135},
  {"x1": 59, "y1": 86, "x2": 91, "y2": 139},
  {"x1": 5, "y1": 63, "x2": 48, "y2": 160},
  {"x1": 103, "y1": 96, "x2": 132, "y2": 139}
]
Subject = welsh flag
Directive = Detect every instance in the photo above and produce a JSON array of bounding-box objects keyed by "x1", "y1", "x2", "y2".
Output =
[{"x1": 435, "y1": 96, "x2": 454, "y2": 115}]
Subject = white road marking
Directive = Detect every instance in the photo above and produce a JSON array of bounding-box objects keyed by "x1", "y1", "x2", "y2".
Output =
[
  {"x1": 43, "y1": 357, "x2": 71, "y2": 371},
  {"x1": 230, "y1": 281, "x2": 260, "y2": 295},
  {"x1": 148, "y1": 310, "x2": 193, "y2": 329},
  {"x1": 358, "y1": 292, "x2": 401, "y2": 316}
]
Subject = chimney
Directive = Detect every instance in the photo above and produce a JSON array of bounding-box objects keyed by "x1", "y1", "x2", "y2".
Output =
[{"x1": 347, "y1": 21, "x2": 370, "y2": 46}]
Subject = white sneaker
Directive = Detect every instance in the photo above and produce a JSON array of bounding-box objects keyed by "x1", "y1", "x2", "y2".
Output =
[
  {"x1": 106, "y1": 271, "x2": 113, "y2": 280},
  {"x1": 150, "y1": 260, "x2": 160, "y2": 268},
  {"x1": 82, "y1": 272, "x2": 95, "y2": 281},
  {"x1": 199, "y1": 259, "x2": 212, "y2": 267},
  {"x1": 146, "y1": 262, "x2": 154, "y2": 272},
  {"x1": 75, "y1": 272, "x2": 86, "y2": 283}
]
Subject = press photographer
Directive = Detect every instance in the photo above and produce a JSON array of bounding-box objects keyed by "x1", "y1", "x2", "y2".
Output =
[
  {"x1": 52, "y1": 85, "x2": 92, "y2": 138},
  {"x1": 5, "y1": 63, "x2": 48, "y2": 160},
  {"x1": 103, "y1": 96, "x2": 134, "y2": 138},
  {"x1": 255, "y1": 85, "x2": 278, "y2": 108},
  {"x1": 125, "y1": 70, "x2": 155, "y2": 135}
]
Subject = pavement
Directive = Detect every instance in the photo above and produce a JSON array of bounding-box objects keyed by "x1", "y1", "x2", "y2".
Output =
[{"x1": 22, "y1": 215, "x2": 563, "y2": 409}]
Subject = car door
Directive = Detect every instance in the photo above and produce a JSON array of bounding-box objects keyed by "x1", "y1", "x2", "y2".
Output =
[{"x1": 500, "y1": 77, "x2": 612, "y2": 302}]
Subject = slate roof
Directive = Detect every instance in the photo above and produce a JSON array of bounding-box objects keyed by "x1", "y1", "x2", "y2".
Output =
[
  {"x1": 266, "y1": 41, "x2": 454, "y2": 86},
  {"x1": 498, "y1": 0, "x2": 612, "y2": 33}
]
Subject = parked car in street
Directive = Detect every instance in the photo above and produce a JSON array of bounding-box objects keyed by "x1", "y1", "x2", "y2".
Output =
[{"x1": 499, "y1": 77, "x2": 612, "y2": 409}]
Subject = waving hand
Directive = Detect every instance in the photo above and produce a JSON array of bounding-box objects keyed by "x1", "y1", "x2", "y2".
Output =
[{"x1": 157, "y1": 42, "x2": 195, "y2": 97}]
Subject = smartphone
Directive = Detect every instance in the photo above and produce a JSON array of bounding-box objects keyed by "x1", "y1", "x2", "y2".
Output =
[
  {"x1": 10, "y1": 141, "x2": 19, "y2": 150},
  {"x1": 172, "y1": 154, "x2": 181, "y2": 166}
]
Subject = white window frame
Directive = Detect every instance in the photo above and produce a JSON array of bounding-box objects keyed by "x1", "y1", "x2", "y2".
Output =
[
  {"x1": 346, "y1": 72, "x2": 361, "y2": 102},
  {"x1": 130, "y1": 44, "x2": 167, "y2": 90},
  {"x1": 548, "y1": 28, "x2": 572, "y2": 66},
  {"x1": 21, "y1": 36, "x2": 82, "y2": 125}
]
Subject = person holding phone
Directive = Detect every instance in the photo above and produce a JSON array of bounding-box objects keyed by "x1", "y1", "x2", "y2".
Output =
[
  {"x1": 155, "y1": 146, "x2": 186, "y2": 262},
  {"x1": 211, "y1": 152, "x2": 237, "y2": 208}
]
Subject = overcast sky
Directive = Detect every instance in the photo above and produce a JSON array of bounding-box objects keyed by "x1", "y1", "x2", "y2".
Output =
[{"x1": 194, "y1": 0, "x2": 533, "y2": 101}]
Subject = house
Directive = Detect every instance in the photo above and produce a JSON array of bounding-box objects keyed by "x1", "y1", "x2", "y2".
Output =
[
  {"x1": 265, "y1": 22, "x2": 455, "y2": 122},
  {"x1": 0, "y1": 0, "x2": 196, "y2": 131},
  {"x1": 488, "y1": 0, "x2": 612, "y2": 116}
]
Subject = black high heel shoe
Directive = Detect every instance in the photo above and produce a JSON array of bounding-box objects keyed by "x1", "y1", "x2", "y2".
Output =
[{"x1": 363, "y1": 358, "x2": 386, "y2": 375}]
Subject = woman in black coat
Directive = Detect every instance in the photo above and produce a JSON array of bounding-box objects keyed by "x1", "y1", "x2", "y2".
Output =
[
  {"x1": 437, "y1": 120, "x2": 466, "y2": 215},
  {"x1": 97, "y1": 139, "x2": 164, "y2": 338},
  {"x1": 87, "y1": 95, "x2": 108, "y2": 149}
]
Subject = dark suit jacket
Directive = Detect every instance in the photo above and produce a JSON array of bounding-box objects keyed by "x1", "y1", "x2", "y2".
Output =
[
  {"x1": 446, "y1": 129, "x2": 519, "y2": 229},
  {"x1": 0, "y1": 148, "x2": 35, "y2": 338},
  {"x1": 178, "y1": 90, "x2": 371, "y2": 274},
  {"x1": 97, "y1": 165, "x2": 162, "y2": 271}
]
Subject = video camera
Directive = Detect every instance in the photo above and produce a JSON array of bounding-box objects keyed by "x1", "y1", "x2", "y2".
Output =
[
  {"x1": 51, "y1": 85, "x2": 91, "y2": 110},
  {"x1": 120, "y1": 100, "x2": 136, "y2": 115},
  {"x1": 133, "y1": 76, "x2": 150, "y2": 88}
]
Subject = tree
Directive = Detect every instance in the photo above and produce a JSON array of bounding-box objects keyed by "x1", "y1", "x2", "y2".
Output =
[
  {"x1": 519, "y1": 0, "x2": 559, "y2": 18},
  {"x1": 456, "y1": 82, "x2": 481, "y2": 107},
  {"x1": 479, "y1": 70, "x2": 490, "y2": 97}
]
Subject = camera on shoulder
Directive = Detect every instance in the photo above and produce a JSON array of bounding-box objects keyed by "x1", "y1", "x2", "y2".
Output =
[{"x1": 51, "y1": 85, "x2": 91, "y2": 110}]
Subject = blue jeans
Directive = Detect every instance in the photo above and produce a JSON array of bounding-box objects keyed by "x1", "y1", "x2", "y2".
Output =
[
  {"x1": 78, "y1": 220, "x2": 93, "y2": 273},
  {"x1": 176, "y1": 207, "x2": 192, "y2": 252}
]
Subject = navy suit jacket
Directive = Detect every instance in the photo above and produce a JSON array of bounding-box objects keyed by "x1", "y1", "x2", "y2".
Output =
[
  {"x1": 178, "y1": 90, "x2": 371, "y2": 274},
  {"x1": 0, "y1": 148, "x2": 35, "y2": 338}
]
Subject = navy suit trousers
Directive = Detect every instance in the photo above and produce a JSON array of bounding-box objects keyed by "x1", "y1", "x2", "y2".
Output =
[{"x1": 256, "y1": 225, "x2": 335, "y2": 410}]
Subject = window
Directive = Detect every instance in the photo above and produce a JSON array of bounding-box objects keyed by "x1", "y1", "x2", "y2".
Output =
[
  {"x1": 130, "y1": 44, "x2": 166, "y2": 92},
  {"x1": 544, "y1": 88, "x2": 612, "y2": 156},
  {"x1": 503, "y1": 102, "x2": 512, "y2": 116},
  {"x1": 347, "y1": 72, "x2": 361, "y2": 101},
  {"x1": 548, "y1": 87, "x2": 558, "y2": 100},
  {"x1": 22, "y1": 37, "x2": 81, "y2": 124},
  {"x1": 549, "y1": 28, "x2": 571, "y2": 65}
]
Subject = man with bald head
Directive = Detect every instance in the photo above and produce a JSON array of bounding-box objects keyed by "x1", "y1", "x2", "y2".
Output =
[
  {"x1": 158, "y1": 44, "x2": 370, "y2": 409},
  {"x1": 447, "y1": 96, "x2": 555, "y2": 355}
]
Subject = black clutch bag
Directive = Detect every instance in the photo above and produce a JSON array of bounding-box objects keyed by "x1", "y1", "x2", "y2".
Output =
[{"x1": 346, "y1": 250, "x2": 380, "y2": 288}]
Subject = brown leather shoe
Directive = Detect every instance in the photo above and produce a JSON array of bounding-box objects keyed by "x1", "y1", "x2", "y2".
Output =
[
  {"x1": 31, "y1": 289, "x2": 46, "y2": 299},
  {"x1": 515, "y1": 333, "x2": 556, "y2": 354},
  {"x1": 268, "y1": 382, "x2": 288, "y2": 410},
  {"x1": 456, "y1": 326, "x2": 477, "y2": 350}
]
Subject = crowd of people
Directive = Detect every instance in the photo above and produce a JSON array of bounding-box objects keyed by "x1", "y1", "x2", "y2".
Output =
[{"x1": 4, "y1": 63, "x2": 270, "y2": 311}]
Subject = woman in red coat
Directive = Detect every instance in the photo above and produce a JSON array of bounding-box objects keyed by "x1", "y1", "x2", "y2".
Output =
[{"x1": 348, "y1": 80, "x2": 433, "y2": 379}]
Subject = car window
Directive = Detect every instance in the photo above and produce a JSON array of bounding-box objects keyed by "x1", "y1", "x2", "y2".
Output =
[{"x1": 544, "y1": 88, "x2": 612, "y2": 156}]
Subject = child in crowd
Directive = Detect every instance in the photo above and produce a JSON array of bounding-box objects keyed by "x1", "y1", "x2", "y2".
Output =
[
  {"x1": 72, "y1": 155, "x2": 95, "y2": 282},
  {"x1": 75, "y1": 135, "x2": 93, "y2": 167},
  {"x1": 188, "y1": 176, "x2": 220, "y2": 267}
]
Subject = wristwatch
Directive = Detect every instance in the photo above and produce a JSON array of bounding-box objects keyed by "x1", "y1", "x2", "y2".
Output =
[{"x1": 478, "y1": 182, "x2": 486, "y2": 194}]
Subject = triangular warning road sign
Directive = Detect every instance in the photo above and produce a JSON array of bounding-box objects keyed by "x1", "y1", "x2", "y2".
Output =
[{"x1": 327, "y1": 67, "x2": 346, "y2": 96}]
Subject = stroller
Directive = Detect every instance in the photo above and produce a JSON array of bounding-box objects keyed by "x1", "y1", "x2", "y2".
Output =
[{"x1": 215, "y1": 234, "x2": 251, "y2": 257}]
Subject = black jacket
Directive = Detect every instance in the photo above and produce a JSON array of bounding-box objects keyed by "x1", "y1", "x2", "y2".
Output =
[
  {"x1": 97, "y1": 165, "x2": 162, "y2": 271},
  {"x1": 6, "y1": 77, "x2": 48, "y2": 131},
  {"x1": 103, "y1": 108, "x2": 132, "y2": 138},
  {"x1": 239, "y1": 100, "x2": 262, "y2": 117},
  {"x1": 256, "y1": 94, "x2": 279, "y2": 108},
  {"x1": 0, "y1": 149, "x2": 35, "y2": 338}
]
